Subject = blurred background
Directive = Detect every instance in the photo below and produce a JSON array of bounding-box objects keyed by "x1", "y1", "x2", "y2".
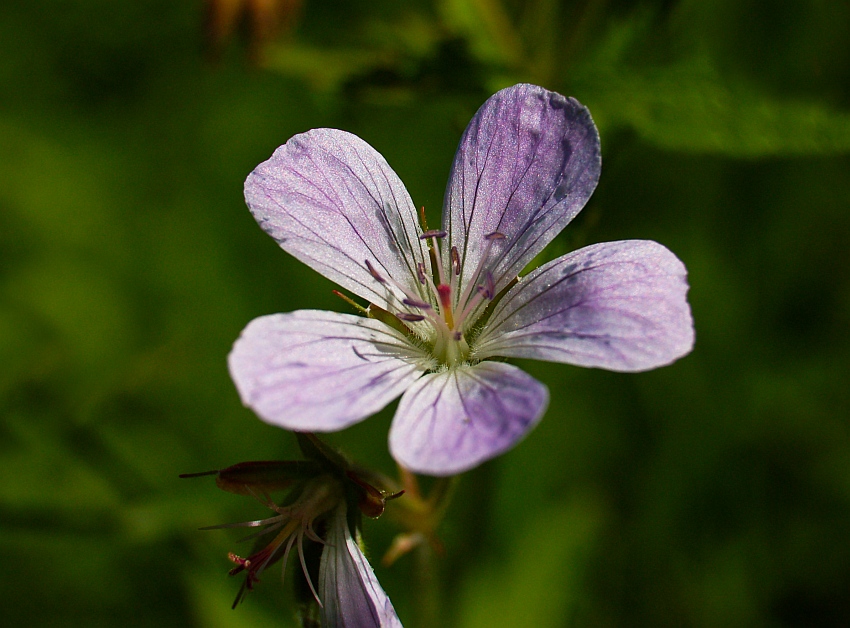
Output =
[{"x1": 2, "y1": 0, "x2": 849, "y2": 626}]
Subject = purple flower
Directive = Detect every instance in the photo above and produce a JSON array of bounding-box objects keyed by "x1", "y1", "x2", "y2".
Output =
[
  {"x1": 319, "y1": 504, "x2": 403, "y2": 628},
  {"x1": 230, "y1": 83, "x2": 694, "y2": 475}
]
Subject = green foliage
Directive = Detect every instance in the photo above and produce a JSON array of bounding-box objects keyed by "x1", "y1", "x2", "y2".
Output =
[{"x1": 1, "y1": 0, "x2": 849, "y2": 626}]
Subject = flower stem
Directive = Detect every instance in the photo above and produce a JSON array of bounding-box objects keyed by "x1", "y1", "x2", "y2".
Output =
[
  {"x1": 414, "y1": 541, "x2": 440, "y2": 628},
  {"x1": 408, "y1": 473, "x2": 460, "y2": 628}
]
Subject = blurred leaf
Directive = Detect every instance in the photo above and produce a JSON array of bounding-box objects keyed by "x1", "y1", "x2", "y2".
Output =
[
  {"x1": 437, "y1": 0, "x2": 523, "y2": 68},
  {"x1": 590, "y1": 61, "x2": 850, "y2": 156},
  {"x1": 185, "y1": 566, "x2": 296, "y2": 628},
  {"x1": 4, "y1": 257, "x2": 132, "y2": 373},
  {"x1": 0, "y1": 414, "x2": 121, "y2": 513},
  {"x1": 0, "y1": 120, "x2": 128, "y2": 254},
  {"x1": 575, "y1": 22, "x2": 850, "y2": 156},
  {"x1": 263, "y1": 42, "x2": 390, "y2": 92}
]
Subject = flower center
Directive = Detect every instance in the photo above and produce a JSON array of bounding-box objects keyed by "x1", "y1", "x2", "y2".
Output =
[{"x1": 365, "y1": 229, "x2": 505, "y2": 367}]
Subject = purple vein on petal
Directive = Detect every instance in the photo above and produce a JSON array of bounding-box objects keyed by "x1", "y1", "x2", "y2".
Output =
[{"x1": 474, "y1": 240, "x2": 693, "y2": 371}]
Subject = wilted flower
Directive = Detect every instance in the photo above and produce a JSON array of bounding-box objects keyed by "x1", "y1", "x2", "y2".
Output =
[
  {"x1": 188, "y1": 450, "x2": 403, "y2": 626},
  {"x1": 230, "y1": 83, "x2": 694, "y2": 475},
  {"x1": 216, "y1": 469, "x2": 342, "y2": 606},
  {"x1": 319, "y1": 504, "x2": 403, "y2": 628}
]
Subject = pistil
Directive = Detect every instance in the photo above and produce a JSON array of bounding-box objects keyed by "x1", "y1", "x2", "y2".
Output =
[{"x1": 437, "y1": 284, "x2": 454, "y2": 329}]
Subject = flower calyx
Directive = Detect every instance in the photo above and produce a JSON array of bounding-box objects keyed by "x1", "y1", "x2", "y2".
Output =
[{"x1": 181, "y1": 433, "x2": 406, "y2": 610}]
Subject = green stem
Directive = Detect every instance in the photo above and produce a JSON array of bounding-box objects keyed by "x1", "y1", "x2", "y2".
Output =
[
  {"x1": 414, "y1": 474, "x2": 460, "y2": 628},
  {"x1": 413, "y1": 541, "x2": 440, "y2": 628}
]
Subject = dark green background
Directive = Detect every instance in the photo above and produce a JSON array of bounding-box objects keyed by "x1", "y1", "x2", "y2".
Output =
[{"x1": 2, "y1": 1, "x2": 849, "y2": 626}]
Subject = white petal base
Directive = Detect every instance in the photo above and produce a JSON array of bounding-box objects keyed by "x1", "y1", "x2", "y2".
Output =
[{"x1": 389, "y1": 362, "x2": 549, "y2": 476}]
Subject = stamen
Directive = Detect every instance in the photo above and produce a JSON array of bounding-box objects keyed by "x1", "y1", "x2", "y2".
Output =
[
  {"x1": 367, "y1": 259, "x2": 428, "y2": 306},
  {"x1": 484, "y1": 271, "x2": 495, "y2": 300},
  {"x1": 429, "y1": 237, "x2": 447, "y2": 286},
  {"x1": 416, "y1": 262, "x2": 427, "y2": 285},
  {"x1": 449, "y1": 246, "x2": 460, "y2": 300},
  {"x1": 422, "y1": 271, "x2": 441, "y2": 309},
  {"x1": 365, "y1": 259, "x2": 385, "y2": 283},
  {"x1": 403, "y1": 298, "x2": 432, "y2": 310},
  {"x1": 456, "y1": 232, "x2": 506, "y2": 317},
  {"x1": 333, "y1": 290, "x2": 368, "y2": 315},
  {"x1": 451, "y1": 246, "x2": 461, "y2": 276},
  {"x1": 396, "y1": 313, "x2": 425, "y2": 322},
  {"x1": 456, "y1": 288, "x2": 489, "y2": 329},
  {"x1": 419, "y1": 229, "x2": 447, "y2": 240}
]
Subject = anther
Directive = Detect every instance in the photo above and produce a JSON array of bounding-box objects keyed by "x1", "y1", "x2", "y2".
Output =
[
  {"x1": 454, "y1": 230, "x2": 506, "y2": 314},
  {"x1": 451, "y1": 246, "x2": 461, "y2": 276},
  {"x1": 397, "y1": 313, "x2": 425, "y2": 322},
  {"x1": 416, "y1": 262, "x2": 427, "y2": 285},
  {"x1": 403, "y1": 298, "x2": 432, "y2": 310},
  {"x1": 453, "y1": 331, "x2": 463, "y2": 341},
  {"x1": 419, "y1": 229, "x2": 447, "y2": 240},
  {"x1": 484, "y1": 270, "x2": 495, "y2": 300},
  {"x1": 365, "y1": 259, "x2": 385, "y2": 283}
]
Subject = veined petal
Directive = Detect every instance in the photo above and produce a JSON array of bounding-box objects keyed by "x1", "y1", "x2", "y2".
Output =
[
  {"x1": 228, "y1": 310, "x2": 430, "y2": 431},
  {"x1": 475, "y1": 240, "x2": 695, "y2": 371},
  {"x1": 245, "y1": 129, "x2": 431, "y2": 310},
  {"x1": 389, "y1": 362, "x2": 548, "y2": 476},
  {"x1": 443, "y1": 84, "x2": 600, "y2": 297},
  {"x1": 319, "y1": 505, "x2": 404, "y2": 628}
]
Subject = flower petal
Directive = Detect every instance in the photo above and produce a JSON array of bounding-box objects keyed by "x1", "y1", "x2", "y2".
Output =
[
  {"x1": 319, "y1": 505, "x2": 404, "y2": 628},
  {"x1": 389, "y1": 362, "x2": 549, "y2": 475},
  {"x1": 228, "y1": 310, "x2": 429, "y2": 431},
  {"x1": 475, "y1": 240, "x2": 695, "y2": 371},
  {"x1": 245, "y1": 129, "x2": 431, "y2": 309},
  {"x1": 443, "y1": 84, "x2": 601, "y2": 296}
]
